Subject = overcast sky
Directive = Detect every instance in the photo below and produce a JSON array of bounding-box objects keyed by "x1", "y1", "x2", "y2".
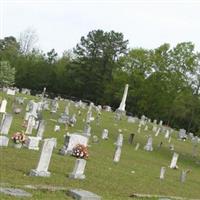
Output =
[{"x1": 1, "y1": 0, "x2": 200, "y2": 55}]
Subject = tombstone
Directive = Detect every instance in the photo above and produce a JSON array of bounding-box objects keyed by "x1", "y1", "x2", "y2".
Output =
[
  {"x1": 68, "y1": 189, "x2": 101, "y2": 200},
  {"x1": 64, "y1": 105, "x2": 69, "y2": 115},
  {"x1": 116, "y1": 84, "x2": 129, "y2": 114},
  {"x1": 54, "y1": 125, "x2": 60, "y2": 132},
  {"x1": 101, "y1": 129, "x2": 108, "y2": 140},
  {"x1": 153, "y1": 119, "x2": 157, "y2": 124},
  {"x1": 7, "y1": 88, "x2": 16, "y2": 95},
  {"x1": 155, "y1": 128, "x2": 161, "y2": 137},
  {"x1": 13, "y1": 107, "x2": 21, "y2": 114},
  {"x1": 58, "y1": 113, "x2": 69, "y2": 124},
  {"x1": 169, "y1": 152, "x2": 179, "y2": 169},
  {"x1": 135, "y1": 143, "x2": 140, "y2": 151},
  {"x1": 69, "y1": 159, "x2": 86, "y2": 179},
  {"x1": 21, "y1": 88, "x2": 31, "y2": 95},
  {"x1": 34, "y1": 120, "x2": 40, "y2": 130},
  {"x1": 25, "y1": 116, "x2": 35, "y2": 135},
  {"x1": 27, "y1": 101, "x2": 38, "y2": 118},
  {"x1": 0, "y1": 114, "x2": 13, "y2": 135},
  {"x1": 180, "y1": 169, "x2": 190, "y2": 183},
  {"x1": 128, "y1": 133, "x2": 135, "y2": 144},
  {"x1": 104, "y1": 105, "x2": 112, "y2": 112},
  {"x1": 0, "y1": 135, "x2": 9, "y2": 147},
  {"x1": 30, "y1": 138, "x2": 56, "y2": 177},
  {"x1": 51, "y1": 100, "x2": 59, "y2": 113},
  {"x1": 137, "y1": 126, "x2": 141, "y2": 133},
  {"x1": 127, "y1": 116, "x2": 136, "y2": 123},
  {"x1": 36, "y1": 120, "x2": 46, "y2": 139},
  {"x1": 59, "y1": 133, "x2": 88, "y2": 155},
  {"x1": 86, "y1": 110, "x2": 93, "y2": 124},
  {"x1": 152, "y1": 125, "x2": 157, "y2": 132},
  {"x1": 178, "y1": 129, "x2": 187, "y2": 139},
  {"x1": 83, "y1": 123, "x2": 91, "y2": 137},
  {"x1": 115, "y1": 133, "x2": 123, "y2": 147},
  {"x1": 160, "y1": 167, "x2": 166, "y2": 180},
  {"x1": 159, "y1": 120, "x2": 163, "y2": 126},
  {"x1": 144, "y1": 136, "x2": 153, "y2": 151},
  {"x1": 0, "y1": 99, "x2": 7, "y2": 113},
  {"x1": 69, "y1": 114, "x2": 77, "y2": 127},
  {"x1": 15, "y1": 97, "x2": 24, "y2": 104},
  {"x1": 92, "y1": 135, "x2": 99, "y2": 143},
  {"x1": 165, "y1": 130, "x2": 170, "y2": 139},
  {"x1": 25, "y1": 136, "x2": 40, "y2": 150},
  {"x1": 113, "y1": 146, "x2": 121, "y2": 163}
]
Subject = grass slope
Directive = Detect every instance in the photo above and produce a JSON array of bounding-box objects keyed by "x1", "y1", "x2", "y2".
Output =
[{"x1": 0, "y1": 92, "x2": 200, "y2": 200}]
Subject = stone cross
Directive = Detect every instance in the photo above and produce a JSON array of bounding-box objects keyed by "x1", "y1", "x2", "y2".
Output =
[
  {"x1": 0, "y1": 113, "x2": 13, "y2": 135},
  {"x1": 169, "y1": 152, "x2": 179, "y2": 169},
  {"x1": 69, "y1": 159, "x2": 86, "y2": 179},
  {"x1": 30, "y1": 138, "x2": 56, "y2": 177}
]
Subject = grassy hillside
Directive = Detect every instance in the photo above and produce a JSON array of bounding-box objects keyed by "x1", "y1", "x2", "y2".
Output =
[{"x1": 0, "y1": 92, "x2": 200, "y2": 200}]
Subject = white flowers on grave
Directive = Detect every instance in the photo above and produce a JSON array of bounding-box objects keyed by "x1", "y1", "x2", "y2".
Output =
[{"x1": 72, "y1": 144, "x2": 89, "y2": 159}]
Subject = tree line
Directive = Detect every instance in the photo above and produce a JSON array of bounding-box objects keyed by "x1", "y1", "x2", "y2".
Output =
[{"x1": 1, "y1": 29, "x2": 200, "y2": 135}]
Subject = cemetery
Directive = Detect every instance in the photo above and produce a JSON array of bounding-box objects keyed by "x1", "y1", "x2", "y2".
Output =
[{"x1": 0, "y1": 88, "x2": 200, "y2": 200}]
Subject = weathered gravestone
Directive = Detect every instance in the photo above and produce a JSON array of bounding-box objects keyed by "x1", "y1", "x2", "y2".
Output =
[
  {"x1": 68, "y1": 188, "x2": 101, "y2": 200},
  {"x1": 0, "y1": 113, "x2": 13, "y2": 135},
  {"x1": 144, "y1": 136, "x2": 153, "y2": 151},
  {"x1": 0, "y1": 99, "x2": 7, "y2": 113},
  {"x1": 101, "y1": 129, "x2": 108, "y2": 140},
  {"x1": 0, "y1": 187, "x2": 32, "y2": 197},
  {"x1": 113, "y1": 133, "x2": 123, "y2": 163},
  {"x1": 178, "y1": 129, "x2": 187, "y2": 139},
  {"x1": 25, "y1": 136, "x2": 40, "y2": 150},
  {"x1": 0, "y1": 135, "x2": 9, "y2": 147},
  {"x1": 30, "y1": 138, "x2": 56, "y2": 177},
  {"x1": 25, "y1": 116, "x2": 35, "y2": 135},
  {"x1": 83, "y1": 123, "x2": 91, "y2": 138},
  {"x1": 69, "y1": 159, "x2": 87, "y2": 179},
  {"x1": 160, "y1": 167, "x2": 166, "y2": 180},
  {"x1": 60, "y1": 133, "x2": 88, "y2": 155},
  {"x1": 169, "y1": 152, "x2": 179, "y2": 169},
  {"x1": 36, "y1": 120, "x2": 46, "y2": 139}
]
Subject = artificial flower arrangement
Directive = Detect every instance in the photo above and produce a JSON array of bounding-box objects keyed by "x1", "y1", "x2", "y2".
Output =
[
  {"x1": 72, "y1": 144, "x2": 89, "y2": 159},
  {"x1": 11, "y1": 131, "x2": 26, "y2": 144}
]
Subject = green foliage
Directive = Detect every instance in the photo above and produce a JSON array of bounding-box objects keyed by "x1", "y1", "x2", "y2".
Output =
[{"x1": 0, "y1": 61, "x2": 15, "y2": 87}]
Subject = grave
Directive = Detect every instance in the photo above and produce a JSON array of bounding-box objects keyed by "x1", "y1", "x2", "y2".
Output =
[
  {"x1": 30, "y1": 138, "x2": 56, "y2": 177},
  {"x1": 169, "y1": 152, "x2": 179, "y2": 169},
  {"x1": 0, "y1": 135, "x2": 9, "y2": 147},
  {"x1": 0, "y1": 113, "x2": 13, "y2": 135},
  {"x1": 69, "y1": 159, "x2": 86, "y2": 179},
  {"x1": 101, "y1": 129, "x2": 108, "y2": 140},
  {"x1": 144, "y1": 136, "x2": 153, "y2": 151},
  {"x1": 0, "y1": 187, "x2": 32, "y2": 197},
  {"x1": 25, "y1": 136, "x2": 40, "y2": 150}
]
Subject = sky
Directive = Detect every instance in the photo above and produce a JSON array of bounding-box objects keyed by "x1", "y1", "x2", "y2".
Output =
[{"x1": 1, "y1": 0, "x2": 200, "y2": 56}]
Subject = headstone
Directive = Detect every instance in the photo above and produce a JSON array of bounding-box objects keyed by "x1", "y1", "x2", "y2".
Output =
[
  {"x1": 25, "y1": 116, "x2": 35, "y2": 135},
  {"x1": 36, "y1": 120, "x2": 46, "y2": 139},
  {"x1": 101, "y1": 129, "x2": 108, "y2": 140},
  {"x1": 165, "y1": 130, "x2": 170, "y2": 139},
  {"x1": 0, "y1": 135, "x2": 9, "y2": 147},
  {"x1": 178, "y1": 129, "x2": 187, "y2": 139},
  {"x1": 180, "y1": 169, "x2": 190, "y2": 183},
  {"x1": 116, "y1": 84, "x2": 129, "y2": 113},
  {"x1": 0, "y1": 187, "x2": 32, "y2": 197},
  {"x1": 144, "y1": 136, "x2": 153, "y2": 151},
  {"x1": 7, "y1": 88, "x2": 16, "y2": 95},
  {"x1": 155, "y1": 128, "x2": 161, "y2": 137},
  {"x1": 115, "y1": 133, "x2": 123, "y2": 147},
  {"x1": 54, "y1": 125, "x2": 60, "y2": 132},
  {"x1": 159, "y1": 120, "x2": 163, "y2": 126},
  {"x1": 68, "y1": 189, "x2": 101, "y2": 200},
  {"x1": 60, "y1": 133, "x2": 88, "y2": 155},
  {"x1": 83, "y1": 123, "x2": 91, "y2": 137},
  {"x1": 152, "y1": 125, "x2": 157, "y2": 132},
  {"x1": 25, "y1": 136, "x2": 40, "y2": 150},
  {"x1": 0, "y1": 99, "x2": 7, "y2": 113},
  {"x1": 160, "y1": 167, "x2": 166, "y2": 180},
  {"x1": 144, "y1": 125, "x2": 148, "y2": 131},
  {"x1": 128, "y1": 133, "x2": 135, "y2": 144},
  {"x1": 92, "y1": 135, "x2": 99, "y2": 143},
  {"x1": 127, "y1": 116, "x2": 136, "y2": 123},
  {"x1": 169, "y1": 152, "x2": 179, "y2": 169},
  {"x1": 113, "y1": 146, "x2": 121, "y2": 163},
  {"x1": 0, "y1": 113, "x2": 13, "y2": 135},
  {"x1": 69, "y1": 159, "x2": 86, "y2": 179},
  {"x1": 30, "y1": 138, "x2": 56, "y2": 177}
]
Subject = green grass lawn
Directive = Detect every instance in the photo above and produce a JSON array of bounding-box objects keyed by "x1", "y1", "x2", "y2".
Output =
[{"x1": 0, "y1": 92, "x2": 200, "y2": 200}]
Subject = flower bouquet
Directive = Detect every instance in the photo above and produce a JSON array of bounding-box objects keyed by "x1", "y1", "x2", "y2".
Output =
[
  {"x1": 72, "y1": 144, "x2": 89, "y2": 159},
  {"x1": 11, "y1": 131, "x2": 26, "y2": 148}
]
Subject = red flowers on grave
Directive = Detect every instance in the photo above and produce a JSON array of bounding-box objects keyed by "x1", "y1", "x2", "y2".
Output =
[
  {"x1": 72, "y1": 144, "x2": 89, "y2": 159},
  {"x1": 11, "y1": 131, "x2": 26, "y2": 144}
]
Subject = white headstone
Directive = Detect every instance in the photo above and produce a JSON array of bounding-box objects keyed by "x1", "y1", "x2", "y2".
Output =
[
  {"x1": 101, "y1": 129, "x2": 108, "y2": 140},
  {"x1": 69, "y1": 159, "x2": 86, "y2": 179},
  {"x1": 36, "y1": 120, "x2": 46, "y2": 139},
  {"x1": 25, "y1": 116, "x2": 35, "y2": 135},
  {"x1": 144, "y1": 136, "x2": 153, "y2": 151},
  {"x1": 0, "y1": 114, "x2": 13, "y2": 135},
  {"x1": 25, "y1": 136, "x2": 40, "y2": 150},
  {"x1": 0, "y1": 99, "x2": 7, "y2": 113},
  {"x1": 115, "y1": 133, "x2": 123, "y2": 147},
  {"x1": 160, "y1": 167, "x2": 166, "y2": 180},
  {"x1": 169, "y1": 152, "x2": 179, "y2": 169},
  {"x1": 113, "y1": 146, "x2": 122, "y2": 163},
  {"x1": 0, "y1": 135, "x2": 9, "y2": 147},
  {"x1": 7, "y1": 88, "x2": 15, "y2": 96},
  {"x1": 30, "y1": 138, "x2": 56, "y2": 177}
]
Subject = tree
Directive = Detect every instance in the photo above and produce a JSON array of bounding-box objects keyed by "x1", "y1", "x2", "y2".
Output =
[{"x1": 0, "y1": 61, "x2": 15, "y2": 87}]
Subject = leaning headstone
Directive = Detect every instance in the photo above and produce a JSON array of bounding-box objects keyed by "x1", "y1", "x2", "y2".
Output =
[
  {"x1": 0, "y1": 99, "x2": 7, "y2": 113},
  {"x1": 0, "y1": 113, "x2": 13, "y2": 135},
  {"x1": 155, "y1": 128, "x2": 161, "y2": 137},
  {"x1": 30, "y1": 138, "x2": 56, "y2": 177},
  {"x1": 113, "y1": 146, "x2": 122, "y2": 163},
  {"x1": 68, "y1": 189, "x2": 101, "y2": 200},
  {"x1": 69, "y1": 159, "x2": 86, "y2": 179},
  {"x1": 160, "y1": 167, "x2": 166, "y2": 180},
  {"x1": 144, "y1": 136, "x2": 153, "y2": 151},
  {"x1": 25, "y1": 116, "x2": 35, "y2": 135},
  {"x1": 0, "y1": 187, "x2": 32, "y2": 197},
  {"x1": 101, "y1": 129, "x2": 108, "y2": 140},
  {"x1": 169, "y1": 152, "x2": 179, "y2": 169},
  {"x1": 54, "y1": 125, "x2": 60, "y2": 132},
  {"x1": 60, "y1": 133, "x2": 88, "y2": 155},
  {"x1": 0, "y1": 135, "x2": 9, "y2": 147},
  {"x1": 135, "y1": 143, "x2": 140, "y2": 151}
]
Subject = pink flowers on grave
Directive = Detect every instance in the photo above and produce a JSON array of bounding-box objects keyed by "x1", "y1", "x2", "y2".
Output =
[
  {"x1": 72, "y1": 144, "x2": 89, "y2": 159},
  {"x1": 11, "y1": 131, "x2": 26, "y2": 144}
]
